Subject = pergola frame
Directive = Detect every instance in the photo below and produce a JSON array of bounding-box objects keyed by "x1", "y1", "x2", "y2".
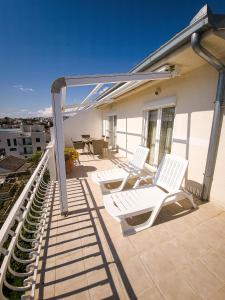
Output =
[{"x1": 51, "y1": 71, "x2": 176, "y2": 214}]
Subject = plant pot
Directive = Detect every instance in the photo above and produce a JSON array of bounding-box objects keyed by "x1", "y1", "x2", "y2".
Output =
[{"x1": 65, "y1": 154, "x2": 74, "y2": 174}]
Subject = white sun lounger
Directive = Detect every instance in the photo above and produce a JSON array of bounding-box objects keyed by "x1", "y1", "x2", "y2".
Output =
[
  {"x1": 103, "y1": 154, "x2": 197, "y2": 236},
  {"x1": 91, "y1": 146, "x2": 149, "y2": 193}
]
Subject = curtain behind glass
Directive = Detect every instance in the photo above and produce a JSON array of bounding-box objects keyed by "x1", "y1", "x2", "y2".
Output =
[
  {"x1": 158, "y1": 107, "x2": 175, "y2": 164},
  {"x1": 147, "y1": 110, "x2": 157, "y2": 165}
]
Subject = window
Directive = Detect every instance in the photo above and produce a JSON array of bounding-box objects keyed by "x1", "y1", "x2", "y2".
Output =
[
  {"x1": 108, "y1": 116, "x2": 117, "y2": 149},
  {"x1": 144, "y1": 106, "x2": 175, "y2": 166},
  {"x1": 13, "y1": 138, "x2": 17, "y2": 146},
  {"x1": 7, "y1": 139, "x2": 11, "y2": 147},
  {"x1": 37, "y1": 146, "x2": 41, "y2": 151},
  {"x1": 158, "y1": 107, "x2": 175, "y2": 163},
  {"x1": 23, "y1": 138, "x2": 32, "y2": 145},
  {"x1": 10, "y1": 148, "x2": 17, "y2": 151},
  {"x1": 36, "y1": 138, "x2": 40, "y2": 143},
  {"x1": 146, "y1": 110, "x2": 157, "y2": 165},
  {"x1": 0, "y1": 148, "x2": 5, "y2": 156}
]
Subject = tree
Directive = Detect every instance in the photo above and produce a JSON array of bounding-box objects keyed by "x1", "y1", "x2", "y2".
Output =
[{"x1": 28, "y1": 151, "x2": 43, "y2": 166}]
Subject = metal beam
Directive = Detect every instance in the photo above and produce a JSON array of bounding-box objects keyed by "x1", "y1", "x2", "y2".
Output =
[
  {"x1": 81, "y1": 83, "x2": 103, "y2": 104},
  {"x1": 65, "y1": 71, "x2": 174, "y2": 87},
  {"x1": 96, "y1": 80, "x2": 140, "y2": 104}
]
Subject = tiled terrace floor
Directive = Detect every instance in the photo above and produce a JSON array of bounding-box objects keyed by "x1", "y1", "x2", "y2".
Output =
[{"x1": 35, "y1": 153, "x2": 225, "y2": 300}]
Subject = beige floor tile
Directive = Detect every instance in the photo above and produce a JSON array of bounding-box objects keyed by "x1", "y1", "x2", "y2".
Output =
[
  {"x1": 177, "y1": 229, "x2": 210, "y2": 258},
  {"x1": 165, "y1": 212, "x2": 197, "y2": 236},
  {"x1": 128, "y1": 230, "x2": 155, "y2": 253},
  {"x1": 137, "y1": 286, "x2": 164, "y2": 300},
  {"x1": 208, "y1": 285, "x2": 225, "y2": 300},
  {"x1": 180, "y1": 259, "x2": 223, "y2": 299},
  {"x1": 54, "y1": 277, "x2": 90, "y2": 299},
  {"x1": 35, "y1": 284, "x2": 55, "y2": 299},
  {"x1": 121, "y1": 254, "x2": 155, "y2": 294},
  {"x1": 215, "y1": 239, "x2": 225, "y2": 257},
  {"x1": 109, "y1": 263, "x2": 130, "y2": 300},
  {"x1": 55, "y1": 246, "x2": 85, "y2": 265},
  {"x1": 87, "y1": 268, "x2": 113, "y2": 299},
  {"x1": 156, "y1": 270, "x2": 200, "y2": 300},
  {"x1": 140, "y1": 247, "x2": 174, "y2": 284},
  {"x1": 200, "y1": 250, "x2": 225, "y2": 281},
  {"x1": 160, "y1": 237, "x2": 196, "y2": 268},
  {"x1": 112, "y1": 235, "x2": 137, "y2": 262},
  {"x1": 192, "y1": 203, "x2": 222, "y2": 223},
  {"x1": 55, "y1": 251, "x2": 85, "y2": 282},
  {"x1": 83, "y1": 247, "x2": 104, "y2": 273},
  {"x1": 147, "y1": 221, "x2": 175, "y2": 244}
]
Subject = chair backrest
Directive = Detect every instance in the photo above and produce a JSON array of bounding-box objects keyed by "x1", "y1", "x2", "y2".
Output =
[
  {"x1": 81, "y1": 134, "x2": 90, "y2": 139},
  {"x1": 129, "y1": 146, "x2": 149, "y2": 170},
  {"x1": 153, "y1": 154, "x2": 188, "y2": 193}
]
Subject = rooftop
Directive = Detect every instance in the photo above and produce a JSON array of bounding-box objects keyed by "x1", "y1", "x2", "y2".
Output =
[
  {"x1": 0, "y1": 155, "x2": 26, "y2": 173},
  {"x1": 35, "y1": 153, "x2": 225, "y2": 300}
]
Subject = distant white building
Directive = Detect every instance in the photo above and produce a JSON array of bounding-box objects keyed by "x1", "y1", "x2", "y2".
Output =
[{"x1": 0, "y1": 124, "x2": 47, "y2": 158}]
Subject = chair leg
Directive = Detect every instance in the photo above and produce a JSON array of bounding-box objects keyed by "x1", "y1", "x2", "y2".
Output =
[
  {"x1": 119, "y1": 210, "x2": 158, "y2": 236},
  {"x1": 120, "y1": 219, "x2": 135, "y2": 236},
  {"x1": 185, "y1": 191, "x2": 197, "y2": 208}
]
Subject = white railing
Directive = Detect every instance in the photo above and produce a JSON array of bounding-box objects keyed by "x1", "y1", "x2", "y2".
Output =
[{"x1": 0, "y1": 147, "x2": 54, "y2": 299}]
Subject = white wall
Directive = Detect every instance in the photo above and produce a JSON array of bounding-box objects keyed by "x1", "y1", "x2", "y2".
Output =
[
  {"x1": 63, "y1": 108, "x2": 102, "y2": 147},
  {"x1": 101, "y1": 63, "x2": 225, "y2": 205},
  {"x1": 210, "y1": 112, "x2": 225, "y2": 209}
]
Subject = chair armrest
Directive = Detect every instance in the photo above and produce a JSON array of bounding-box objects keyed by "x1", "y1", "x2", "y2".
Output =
[
  {"x1": 161, "y1": 190, "x2": 183, "y2": 204},
  {"x1": 133, "y1": 175, "x2": 154, "y2": 188}
]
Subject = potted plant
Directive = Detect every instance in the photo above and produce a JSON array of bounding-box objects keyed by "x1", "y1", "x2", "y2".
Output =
[{"x1": 64, "y1": 147, "x2": 79, "y2": 174}]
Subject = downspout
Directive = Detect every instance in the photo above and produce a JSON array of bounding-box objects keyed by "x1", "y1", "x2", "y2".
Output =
[{"x1": 191, "y1": 32, "x2": 225, "y2": 201}]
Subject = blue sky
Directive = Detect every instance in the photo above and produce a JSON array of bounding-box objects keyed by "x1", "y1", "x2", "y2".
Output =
[{"x1": 0, "y1": 0, "x2": 225, "y2": 117}]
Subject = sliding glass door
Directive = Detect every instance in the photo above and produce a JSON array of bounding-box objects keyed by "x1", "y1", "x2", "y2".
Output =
[
  {"x1": 146, "y1": 106, "x2": 175, "y2": 166},
  {"x1": 109, "y1": 115, "x2": 117, "y2": 149}
]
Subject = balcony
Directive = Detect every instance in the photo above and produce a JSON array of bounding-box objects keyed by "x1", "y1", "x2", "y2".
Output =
[{"x1": 1, "y1": 145, "x2": 225, "y2": 299}]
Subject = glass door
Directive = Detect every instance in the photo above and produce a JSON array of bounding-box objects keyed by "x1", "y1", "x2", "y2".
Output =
[
  {"x1": 146, "y1": 106, "x2": 175, "y2": 166},
  {"x1": 158, "y1": 107, "x2": 175, "y2": 163},
  {"x1": 146, "y1": 110, "x2": 158, "y2": 165},
  {"x1": 109, "y1": 115, "x2": 117, "y2": 149}
]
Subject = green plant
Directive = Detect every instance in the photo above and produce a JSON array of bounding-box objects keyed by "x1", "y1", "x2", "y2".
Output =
[
  {"x1": 64, "y1": 147, "x2": 79, "y2": 161},
  {"x1": 28, "y1": 151, "x2": 43, "y2": 166}
]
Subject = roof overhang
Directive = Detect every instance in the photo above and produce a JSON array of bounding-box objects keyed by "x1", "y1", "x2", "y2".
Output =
[{"x1": 96, "y1": 4, "x2": 225, "y2": 103}]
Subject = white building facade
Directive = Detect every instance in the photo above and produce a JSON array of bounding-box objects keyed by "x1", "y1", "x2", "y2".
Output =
[{"x1": 0, "y1": 124, "x2": 47, "y2": 158}]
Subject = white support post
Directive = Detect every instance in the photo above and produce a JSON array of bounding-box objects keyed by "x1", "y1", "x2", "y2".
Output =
[
  {"x1": 47, "y1": 142, "x2": 56, "y2": 181},
  {"x1": 52, "y1": 88, "x2": 68, "y2": 214}
]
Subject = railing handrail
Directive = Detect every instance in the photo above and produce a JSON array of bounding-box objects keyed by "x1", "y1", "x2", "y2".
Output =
[{"x1": 0, "y1": 149, "x2": 49, "y2": 249}]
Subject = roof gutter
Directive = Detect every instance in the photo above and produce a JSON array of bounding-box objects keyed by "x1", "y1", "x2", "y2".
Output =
[
  {"x1": 191, "y1": 32, "x2": 225, "y2": 201},
  {"x1": 97, "y1": 5, "x2": 225, "y2": 103},
  {"x1": 96, "y1": 5, "x2": 215, "y2": 102}
]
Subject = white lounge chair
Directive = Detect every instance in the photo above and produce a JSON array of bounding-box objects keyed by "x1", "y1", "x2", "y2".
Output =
[
  {"x1": 91, "y1": 146, "x2": 149, "y2": 193},
  {"x1": 103, "y1": 154, "x2": 197, "y2": 236}
]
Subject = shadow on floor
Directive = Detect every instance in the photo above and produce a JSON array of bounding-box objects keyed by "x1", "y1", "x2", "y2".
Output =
[
  {"x1": 37, "y1": 177, "x2": 137, "y2": 299},
  {"x1": 67, "y1": 165, "x2": 97, "y2": 179},
  {"x1": 37, "y1": 163, "x2": 204, "y2": 299}
]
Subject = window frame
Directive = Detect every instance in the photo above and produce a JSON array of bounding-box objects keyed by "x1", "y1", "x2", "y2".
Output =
[{"x1": 142, "y1": 97, "x2": 176, "y2": 167}]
